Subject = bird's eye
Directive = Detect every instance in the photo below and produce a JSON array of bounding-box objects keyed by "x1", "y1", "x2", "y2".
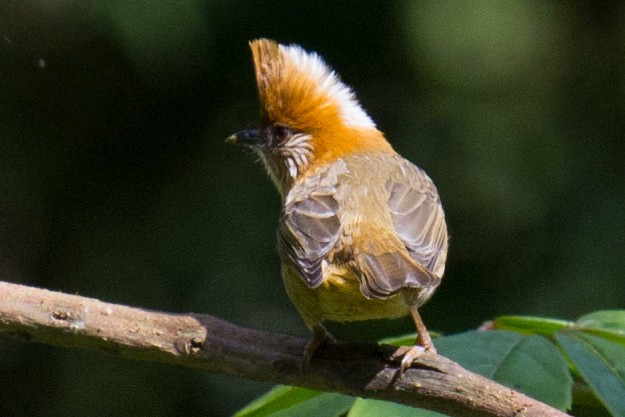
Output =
[{"x1": 273, "y1": 125, "x2": 290, "y2": 144}]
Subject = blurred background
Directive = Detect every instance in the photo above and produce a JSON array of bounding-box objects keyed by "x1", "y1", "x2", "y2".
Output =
[{"x1": 1, "y1": 1, "x2": 624, "y2": 416}]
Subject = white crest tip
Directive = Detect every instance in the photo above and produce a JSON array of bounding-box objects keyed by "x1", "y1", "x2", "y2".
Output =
[{"x1": 278, "y1": 43, "x2": 376, "y2": 129}]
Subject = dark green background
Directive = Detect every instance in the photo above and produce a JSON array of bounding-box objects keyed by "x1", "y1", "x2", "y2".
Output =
[{"x1": 1, "y1": 1, "x2": 624, "y2": 416}]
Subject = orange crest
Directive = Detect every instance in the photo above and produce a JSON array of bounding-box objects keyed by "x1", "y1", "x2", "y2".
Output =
[
  {"x1": 249, "y1": 39, "x2": 375, "y2": 133},
  {"x1": 248, "y1": 39, "x2": 393, "y2": 173}
]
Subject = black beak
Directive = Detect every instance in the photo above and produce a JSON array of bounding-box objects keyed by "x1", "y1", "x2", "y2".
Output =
[{"x1": 226, "y1": 129, "x2": 261, "y2": 146}]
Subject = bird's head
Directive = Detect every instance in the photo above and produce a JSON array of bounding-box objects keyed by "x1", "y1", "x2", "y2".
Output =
[{"x1": 227, "y1": 39, "x2": 393, "y2": 196}]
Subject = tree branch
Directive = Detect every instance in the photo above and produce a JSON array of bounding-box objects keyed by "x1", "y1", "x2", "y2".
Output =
[{"x1": 0, "y1": 281, "x2": 569, "y2": 417}]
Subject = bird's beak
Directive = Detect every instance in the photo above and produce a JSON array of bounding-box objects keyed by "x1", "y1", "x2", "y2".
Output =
[{"x1": 226, "y1": 129, "x2": 261, "y2": 146}]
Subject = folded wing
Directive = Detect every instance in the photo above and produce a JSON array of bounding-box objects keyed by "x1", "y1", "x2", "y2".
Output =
[
  {"x1": 356, "y1": 159, "x2": 448, "y2": 300},
  {"x1": 278, "y1": 191, "x2": 340, "y2": 288}
]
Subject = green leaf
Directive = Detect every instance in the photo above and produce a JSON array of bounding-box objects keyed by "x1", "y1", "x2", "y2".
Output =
[
  {"x1": 435, "y1": 330, "x2": 572, "y2": 410},
  {"x1": 234, "y1": 386, "x2": 320, "y2": 417},
  {"x1": 493, "y1": 315, "x2": 572, "y2": 336},
  {"x1": 267, "y1": 392, "x2": 353, "y2": 417},
  {"x1": 576, "y1": 311, "x2": 625, "y2": 347},
  {"x1": 577, "y1": 311, "x2": 625, "y2": 331},
  {"x1": 347, "y1": 398, "x2": 447, "y2": 417},
  {"x1": 379, "y1": 333, "x2": 418, "y2": 347},
  {"x1": 234, "y1": 386, "x2": 354, "y2": 417},
  {"x1": 379, "y1": 331, "x2": 443, "y2": 348},
  {"x1": 556, "y1": 332, "x2": 625, "y2": 417}
]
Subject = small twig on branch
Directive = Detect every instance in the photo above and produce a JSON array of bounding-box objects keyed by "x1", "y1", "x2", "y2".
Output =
[{"x1": 0, "y1": 281, "x2": 570, "y2": 417}]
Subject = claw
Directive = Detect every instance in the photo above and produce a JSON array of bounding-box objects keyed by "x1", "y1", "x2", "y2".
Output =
[
  {"x1": 390, "y1": 342, "x2": 435, "y2": 374},
  {"x1": 394, "y1": 307, "x2": 437, "y2": 375},
  {"x1": 400, "y1": 345, "x2": 426, "y2": 374}
]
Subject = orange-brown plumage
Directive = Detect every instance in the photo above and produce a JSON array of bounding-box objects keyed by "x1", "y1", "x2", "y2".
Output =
[
  {"x1": 250, "y1": 39, "x2": 345, "y2": 133},
  {"x1": 229, "y1": 39, "x2": 448, "y2": 373},
  {"x1": 249, "y1": 39, "x2": 393, "y2": 178}
]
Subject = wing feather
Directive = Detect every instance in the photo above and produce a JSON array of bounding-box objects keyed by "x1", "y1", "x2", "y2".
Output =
[
  {"x1": 277, "y1": 155, "x2": 447, "y2": 302},
  {"x1": 386, "y1": 160, "x2": 448, "y2": 279},
  {"x1": 358, "y1": 252, "x2": 436, "y2": 299},
  {"x1": 354, "y1": 158, "x2": 447, "y2": 301},
  {"x1": 277, "y1": 192, "x2": 340, "y2": 288}
]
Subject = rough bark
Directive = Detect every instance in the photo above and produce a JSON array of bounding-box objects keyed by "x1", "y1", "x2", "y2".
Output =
[{"x1": 0, "y1": 281, "x2": 570, "y2": 417}]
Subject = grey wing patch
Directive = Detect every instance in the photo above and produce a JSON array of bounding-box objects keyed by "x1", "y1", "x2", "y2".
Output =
[
  {"x1": 358, "y1": 252, "x2": 437, "y2": 299},
  {"x1": 386, "y1": 162, "x2": 448, "y2": 279},
  {"x1": 278, "y1": 192, "x2": 340, "y2": 288}
]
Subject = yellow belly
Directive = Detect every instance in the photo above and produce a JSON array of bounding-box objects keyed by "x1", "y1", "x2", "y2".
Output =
[{"x1": 281, "y1": 264, "x2": 411, "y2": 329}]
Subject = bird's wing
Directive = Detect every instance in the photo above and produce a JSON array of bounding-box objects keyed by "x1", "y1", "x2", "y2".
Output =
[
  {"x1": 385, "y1": 160, "x2": 448, "y2": 279},
  {"x1": 356, "y1": 250, "x2": 438, "y2": 300},
  {"x1": 355, "y1": 158, "x2": 448, "y2": 300},
  {"x1": 278, "y1": 191, "x2": 340, "y2": 288},
  {"x1": 277, "y1": 163, "x2": 345, "y2": 289}
]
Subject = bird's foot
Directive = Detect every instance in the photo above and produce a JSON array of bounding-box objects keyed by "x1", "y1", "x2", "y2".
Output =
[
  {"x1": 391, "y1": 344, "x2": 436, "y2": 374},
  {"x1": 391, "y1": 306, "x2": 437, "y2": 374},
  {"x1": 303, "y1": 325, "x2": 335, "y2": 365}
]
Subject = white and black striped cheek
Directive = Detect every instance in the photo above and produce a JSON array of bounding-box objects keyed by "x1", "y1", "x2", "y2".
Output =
[
  {"x1": 262, "y1": 125, "x2": 313, "y2": 181},
  {"x1": 277, "y1": 132, "x2": 313, "y2": 179}
]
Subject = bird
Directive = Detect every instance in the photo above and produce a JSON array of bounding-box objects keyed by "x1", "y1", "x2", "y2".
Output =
[{"x1": 227, "y1": 39, "x2": 448, "y2": 372}]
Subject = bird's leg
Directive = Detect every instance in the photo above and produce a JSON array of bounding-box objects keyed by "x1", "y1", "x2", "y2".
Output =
[
  {"x1": 411, "y1": 306, "x2": 436, "y2": 352},
  {"x1": 396, "y1": 307, "x2": 436, "y2": 374},
  {"x1": 303, "y1": 324, "x2": 335, "y2": 365}
]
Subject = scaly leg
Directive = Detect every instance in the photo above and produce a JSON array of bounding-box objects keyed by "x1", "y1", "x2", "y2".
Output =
[
  {"x1": 412, "y1": 307, "x2": 436, "y2": 352},
  {"x1": 399, "y1": 307, "x2": 436, "y2": 373}
]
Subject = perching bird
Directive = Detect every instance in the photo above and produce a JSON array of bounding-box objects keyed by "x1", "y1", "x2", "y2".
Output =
[{"x1": 227, "y1": 39, "x2": 448, "y2": 372}]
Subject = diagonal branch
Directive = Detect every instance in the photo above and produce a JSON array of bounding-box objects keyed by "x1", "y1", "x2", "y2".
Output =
[{"x1": 0, "y1": 281, "x2": 569, "y2": 417}]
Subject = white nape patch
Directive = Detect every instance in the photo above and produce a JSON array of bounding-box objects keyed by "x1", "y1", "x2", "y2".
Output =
[{"x1": 279, "y1": 43, "x2": 376, "y2": 129}]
